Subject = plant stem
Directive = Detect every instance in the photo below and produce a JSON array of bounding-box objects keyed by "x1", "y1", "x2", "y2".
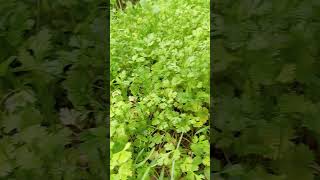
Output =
[{"x1": 171, "y1": 133, "x2": 183, "y2": 180}]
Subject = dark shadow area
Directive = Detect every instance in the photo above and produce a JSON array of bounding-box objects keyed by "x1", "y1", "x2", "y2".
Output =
[
  {"x1": 0, "y1": 1, "x2": 108, "y2": 179},
  {"x1": 212, "y1": 0, "x2": 320, "y2": 179}
]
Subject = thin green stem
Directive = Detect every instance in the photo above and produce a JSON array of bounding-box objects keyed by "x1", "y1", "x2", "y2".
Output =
[{"x1": 171, "y1": 133, "x2": 183, "y2": 180}]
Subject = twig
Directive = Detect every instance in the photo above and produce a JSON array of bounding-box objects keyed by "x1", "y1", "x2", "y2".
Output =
[{"x1": 117, "y1": 0, "x2": 123, "y2": 10}]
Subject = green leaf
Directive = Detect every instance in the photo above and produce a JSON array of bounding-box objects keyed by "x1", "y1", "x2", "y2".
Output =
[
  {"x1": 29, "y1": 28, "x2": 52, "y2": 61},
  {"x1": 0, "y1": 56, "x2": 15, "y2": 77}
]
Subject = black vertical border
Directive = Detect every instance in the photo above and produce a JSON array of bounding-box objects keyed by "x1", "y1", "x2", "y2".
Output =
[
  {"x1": 106, "y1": 1, "x2": 110, "y2": 180},
  {"x1": 210, "y1": 0, "x2": 214, "y2": 179}
]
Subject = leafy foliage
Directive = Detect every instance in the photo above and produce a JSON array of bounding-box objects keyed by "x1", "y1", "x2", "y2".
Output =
[
  {"x1": 213, "y1": 0, "x2": 320, "y2": 179},
  {"x1": 111, "y1": 0, "x2": 210, "y2": 179},
  {"x1": 0, "y1": 0, "x2": 107, "y2": 179}
]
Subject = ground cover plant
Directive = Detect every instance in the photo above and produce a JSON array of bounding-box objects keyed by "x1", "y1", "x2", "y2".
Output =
[
  {"x1": 212, "y1": 0, "x2": 320, "y2": 179},
  {"x1": 110, "y1": 0, "x2": 210, "y2": 179},
  {"x1": 0, "y1": 0, "x2": 108, "y2": 179}
]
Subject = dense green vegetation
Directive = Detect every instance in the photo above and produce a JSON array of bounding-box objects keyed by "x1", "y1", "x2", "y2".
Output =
[
  {"x1": 213, "y1": 0, "x2": 320, "y2": 179},
  {"x1": 0, "y1": 1, "x2": 107, "y2": 179},
  {"x1": 110, "y1": 0, "x2": 210, "y2": 179},
  {"x1": 3, "y1": 0, "x2": 319, "y2": 179}
]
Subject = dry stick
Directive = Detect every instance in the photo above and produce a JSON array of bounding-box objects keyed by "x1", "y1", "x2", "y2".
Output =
[
  {"x1": 171, "y1": 133, "x2": 183, "y2": 180},
  {"x1": 117, "y1": 0, "x2": 123, "y2": 10}
]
